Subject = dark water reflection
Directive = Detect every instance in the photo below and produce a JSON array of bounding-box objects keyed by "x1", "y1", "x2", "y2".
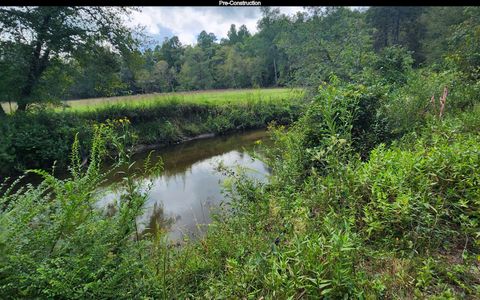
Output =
[{"x1": 97, "y1": 129, "x2": 271, "y2": 242}]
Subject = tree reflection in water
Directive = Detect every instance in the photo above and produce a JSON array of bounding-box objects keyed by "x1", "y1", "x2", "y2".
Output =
[{"x1": 140, "y1": 202, "x2": 175, "y2": 239}]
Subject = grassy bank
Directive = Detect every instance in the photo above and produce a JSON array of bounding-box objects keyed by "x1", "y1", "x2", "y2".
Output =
[
  {"x1": 1, "y1": 88, "x2": 301, "y2": 114},
  {"x1": 64, "y1": 88, "x2": 301, "y2": 111},
  {"x1": 0, "y1": 88, "x2": 304, "y2": 176}
]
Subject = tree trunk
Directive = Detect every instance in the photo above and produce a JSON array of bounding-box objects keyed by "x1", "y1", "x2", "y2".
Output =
[
  {"x1": 383, "y1": 29, "x2": 388, "y2": 48},
  {"x1": 17, "y1": 100, "x2": 28, "y2": 111},
  {"x1": 17, "y1": 47, "x2": 51, "y2": 111},
  {"x1": 0, "y1": 104, "x2": 6, "y2": 117},
  {"x1": 17, "y1": 14, "x2": 52, "y2": 111},
  {"x1": 17, "y1": 62, "x2": 38, "y2": 111},
  {"x1": 393, "y1": 11, "x2": 400, "y2": 45},
  {"x1": 273, "y1": 57, "x2": 278, "y2": 86}
]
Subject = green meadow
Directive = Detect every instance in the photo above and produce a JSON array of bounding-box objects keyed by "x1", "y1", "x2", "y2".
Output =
[{"x1": 0, "y1": 88, "x2": 304, "y2": 175}]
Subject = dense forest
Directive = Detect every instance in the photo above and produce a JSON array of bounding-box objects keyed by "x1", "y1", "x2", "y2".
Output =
[
  {"x1": 1, "y1": 7, "x2": 478, "y2": 109},
  {"x1": 1, "y1": 6, "x2": 480, "y2": 298}
]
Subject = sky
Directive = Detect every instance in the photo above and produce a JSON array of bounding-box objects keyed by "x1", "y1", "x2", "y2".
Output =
[{"x1": 129, "y1": 7, "x2": 306, "y2": 46}]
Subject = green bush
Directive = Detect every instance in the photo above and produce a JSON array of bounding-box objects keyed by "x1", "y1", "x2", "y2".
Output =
[
  {"x1": 354, "y1": 133, "x2": 480, "y2": 251},
  {"x1": 0, "y1": 111, "x2": 92, "y2": 174},
  {"x1": 0, "y1": 121, "x2": 171, "y2": 298},
  {"x1": 373, "y1": 45, "x2": 414, "y2": 85}
]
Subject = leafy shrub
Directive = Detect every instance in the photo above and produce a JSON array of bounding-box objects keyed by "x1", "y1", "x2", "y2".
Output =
[
  {"x1": 373, "y1": 45, "x2": 414, "y2": 86},
  {"x1": 0, "y1": 121, "x2": 166, "y2": 298},
  {"x1": 354, "y1": 132, "x2": 480, "y2": 251}
]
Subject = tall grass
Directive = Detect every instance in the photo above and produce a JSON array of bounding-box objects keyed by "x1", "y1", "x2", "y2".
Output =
[
  {"x1": 62, "y1": 88, "x2": 303, "y2": 112},
  {"x1": 0, "y1": 88, "x2": 305, "y2": 176}
]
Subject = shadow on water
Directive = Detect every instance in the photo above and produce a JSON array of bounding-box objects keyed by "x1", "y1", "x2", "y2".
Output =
[{"x1": 98, "y1": 128, "x2": 272, "y2": 243}]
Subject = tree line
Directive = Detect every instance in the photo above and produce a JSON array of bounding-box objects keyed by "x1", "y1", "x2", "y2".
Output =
[{"x1": 0, "y1": 6, "x2": 479, "y2": 114}]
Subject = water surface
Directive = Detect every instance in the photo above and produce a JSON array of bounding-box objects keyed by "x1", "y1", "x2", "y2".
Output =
[{"x1": 97, "y1": 129, "x2": 271, "y2": 242}]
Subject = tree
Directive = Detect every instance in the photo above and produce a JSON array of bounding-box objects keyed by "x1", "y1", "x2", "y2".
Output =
[
  {"x1": 156, "y1": 36, "x2": 184, "y2": 73},
  {"x1": 68, "y1": 45, "x2": 126, "y2": 99},
  {"x1": 152, "y1": 61, "x2": 176, "y2": 92},
  {"x1": 366, "y1": 7, "x2": 426, "y2": 64},
  {"x1": 419, "y1": 7, "x2": 466, "y2": 65},
  {"x1": 177, "y1": 31, "x2": 218, "y2": 89},
  {"x1": 136, "y1": 60, "x2": 175, "y2": 93},
  {"x1": 197, "y1": 30, "x2": 218, "y2": 62},
  {"x1": 0, "y1": 6, "x2": 138, "y2": 111},
  {"x1": 179, "y1": 46, "x2": 214, "y2": 90},
  {"x1": 254, "y1": 7, "x2": 285, "y2": 86},
  {"x1": 215, "y1": 45, "x2": 253, "y2": 88},
  {"x1": 277, "y1": 7, "x2": 372, "y2": 87},
  {"x1": 447, "y1": 7, "x2": 480, "y2": 80},
  {"x1": 225, "y1": 24, "x2": 239, "y2": 45},
  {"x1": 0, "y1": 41, "x2": 28, "y2": 116},
  {"x1": 223, "y1": 24, "x2": 251, "y2": 46},
  {"x1": 197, "y1": 31, "x2": 217, "y2": 51},
  {"x1": 237, "y1": 25, "x2": 251, "y2": 43}
]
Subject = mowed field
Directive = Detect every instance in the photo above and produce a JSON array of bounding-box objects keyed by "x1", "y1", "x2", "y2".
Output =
[{"x1": 1, "y1": 88, "x2": 303, "y2": 113}]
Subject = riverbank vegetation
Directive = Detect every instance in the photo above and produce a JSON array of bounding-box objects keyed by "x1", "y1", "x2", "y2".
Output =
[
  {"x1": 2, "y1": 67, "x2": 479, "y2": 298},
  {"x1": 1, "y1": 6, "x2": 480, "y2": 298},
  {"x1": 0, "y1": 88, "x2": 303, "y2": 176}
]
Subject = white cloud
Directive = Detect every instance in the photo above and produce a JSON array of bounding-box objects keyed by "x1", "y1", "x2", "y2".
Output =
[{"x1": 129, "y1": 6, "x2": 306, "y2": 45}]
